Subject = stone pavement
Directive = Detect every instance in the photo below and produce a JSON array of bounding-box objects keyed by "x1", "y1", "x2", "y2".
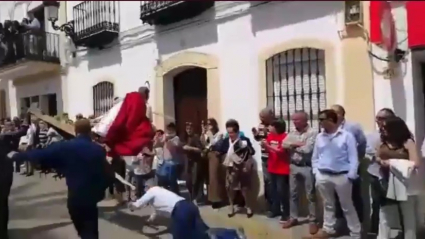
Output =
[{"x1": 8, "y1": 173, "x2": 360, "y2": 239}]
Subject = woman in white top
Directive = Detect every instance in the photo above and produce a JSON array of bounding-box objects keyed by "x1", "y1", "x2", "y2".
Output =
[
  {"x1": 201, "y1": 118, "x2": 226, "y2": 209},
  {"x1": 23, "y1": 117, "x2": 38, "y2": 176}
]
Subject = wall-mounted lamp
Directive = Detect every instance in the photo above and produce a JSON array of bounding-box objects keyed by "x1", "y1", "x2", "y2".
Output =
[
  {"x1": 144, "y1": 81, "x2": 151, "y2": 90},
  {"x1": 43, "y1": 1, "x2": 75, "y2": 40}
]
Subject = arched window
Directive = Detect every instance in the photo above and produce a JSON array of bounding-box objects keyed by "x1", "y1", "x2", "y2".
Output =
[
  {"x1": 266, "y1": 48, "x2": 326, "y2": 131},
  {"x1": 93, "y1": 81, "x2": 114, "y2": 117}
]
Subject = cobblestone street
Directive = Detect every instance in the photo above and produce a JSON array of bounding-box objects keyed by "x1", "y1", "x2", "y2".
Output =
[
  {"x1": 9, "y1": 173, "x2": 171, "y2": 239},
  {"x1": 9, "y1": 172, "x2": 374, "y2": 239}
]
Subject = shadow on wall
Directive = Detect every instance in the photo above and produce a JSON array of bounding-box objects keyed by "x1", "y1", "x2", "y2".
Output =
[
  {"x1": 391, "y1": 62, "x2": 408, "y2": 121},
  {"x1": 250, "y1": 1, "x2": 343, "y2": 35},
  {"x1": 71, "y1": 42, "x2": 123, "y2": 71},
  {"x1": 154, "y1": 7, "x2": 218, "y2": 57}
]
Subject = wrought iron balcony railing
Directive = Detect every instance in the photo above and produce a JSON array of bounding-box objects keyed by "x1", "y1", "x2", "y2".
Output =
[
  {"x1": 73, "y1": 1, "x2": 120, "y2": 48},
  {"x1": 0, "y1": 31, "x2": 60, "y2": 68},
  {"x1": 140, "y1": 1, "x2": 214, "y2": 25}
]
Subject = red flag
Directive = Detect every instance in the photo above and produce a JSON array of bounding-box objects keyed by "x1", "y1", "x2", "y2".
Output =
[{"x1": 105, "y1": 92, "x2": 153, "y2": 156}]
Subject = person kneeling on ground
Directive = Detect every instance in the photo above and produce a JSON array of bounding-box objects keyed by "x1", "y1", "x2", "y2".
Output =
[{"x1": 128, "y1": 183, "x2": 209, "y2": 239}]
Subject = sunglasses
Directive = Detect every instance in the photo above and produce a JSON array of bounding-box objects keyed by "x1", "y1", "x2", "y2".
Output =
[{"x1": 375, "y1": 116, "x2": 386, "y2": 121}]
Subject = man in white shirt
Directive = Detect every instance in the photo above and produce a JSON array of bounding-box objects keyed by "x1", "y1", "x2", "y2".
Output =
[
  {"x1": 22, "y1": 13, "x2": 41, "y2": 55},
  {"x1": 25, "y1": 13, "x2": 41, "y2": 30},
  {"x1": 129, "y1": 185, "x2": 209, "y2": 239}
]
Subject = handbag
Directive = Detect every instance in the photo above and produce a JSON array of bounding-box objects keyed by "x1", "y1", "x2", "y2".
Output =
[
  {"x1": 369, "y1": 173, "x2": 397, "y2": 206},
  {"x1": 222, "y1": 139, "x2": 247, "y2": 167}
]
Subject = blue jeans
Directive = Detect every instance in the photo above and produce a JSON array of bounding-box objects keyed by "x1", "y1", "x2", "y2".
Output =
[
  {"x1": 262, "y1": 159, "x2": 272, "y2": 210},
  {"x1": 156, "y1": 162, "x2": 182, "y2": 195},
  {"x1": 171, "y1": 200, "x2": 209, "y2": 239},
  {"x1": 270, "y1": 173, "x2": 290, "y2": 218}
]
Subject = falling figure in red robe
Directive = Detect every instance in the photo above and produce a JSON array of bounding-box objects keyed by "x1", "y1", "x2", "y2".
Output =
[{"x1": 105, "y1": 87, "x2": 154, "y2": 157}]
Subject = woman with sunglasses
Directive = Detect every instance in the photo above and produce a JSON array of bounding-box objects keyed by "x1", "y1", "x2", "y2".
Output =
[
  {"x1": 365, "y1": 108, "x2": 395, "y2": 235},
  {"x1": 375, "y1": 116, "x2": 420, "y2": 239}
]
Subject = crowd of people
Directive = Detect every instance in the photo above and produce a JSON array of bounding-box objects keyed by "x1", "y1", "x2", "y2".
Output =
[
  {"x1": 0, "y1": 13, "x2": 41, "y2": 66},
  {"x1": 0, "y1": 84, "x2": 423, "y2": 239},
  {"x1": 100, "y1": 95, "x2": 423, "y2": 239}
]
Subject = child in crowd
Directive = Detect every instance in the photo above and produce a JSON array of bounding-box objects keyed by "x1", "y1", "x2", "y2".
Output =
[
  {"x1": 155, "y1": 123, "x2": 182, "y2": 195},
  {"x1": 262, "y1": 120, "x2": 290, "y2": 222},
  {"x1": 130, "y1": 144, "x2": 156, "y2": 199}
]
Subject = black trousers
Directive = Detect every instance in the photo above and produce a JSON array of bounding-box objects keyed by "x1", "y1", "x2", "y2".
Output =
[
  {"x1": 67, "y1": 202, "x2": 99, "y2": 239},
  {"x1": 0, "y1": 175, "x2": 12, "y2": 239},
  {"x1": 335, "y1": 177, "x2": 363, "y2": 222},
  {"x1": 269, "y1": 173, "x2": 290, "y2": 218}
]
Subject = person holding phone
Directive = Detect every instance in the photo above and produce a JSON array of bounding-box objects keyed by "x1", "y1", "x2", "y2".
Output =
[{"x1": 252, "y1": 107, "x2": 276, "y2": 214}]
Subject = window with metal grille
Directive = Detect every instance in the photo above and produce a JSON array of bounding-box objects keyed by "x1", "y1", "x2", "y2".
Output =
[
  {"x1": 93, "y1": 81, "x2": 115, "y2": 117},
  {"x1": 266, "y1": 48, "x2": 326, "y2": 131}
]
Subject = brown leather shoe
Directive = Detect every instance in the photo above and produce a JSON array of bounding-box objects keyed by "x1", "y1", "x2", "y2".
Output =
[
  {"x1": 309, "y1": 229, "x2": 333, "y2": 238},
  {"x1": 282, "y1": 218, "x2": 298, "y2": 229},
  {"x1": 309, "y1": 223, "x2": 319, "y2": 235}
]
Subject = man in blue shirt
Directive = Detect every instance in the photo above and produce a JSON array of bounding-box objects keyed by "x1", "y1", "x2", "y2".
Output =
[
  {"x1": 330, "y1": 105, "x2": 367, "y2": 227},
  {"x1": 307, "y1": 110, "x2": 361, "y2": 239},
  {"x1": 12, "y1": 119, "x2": 114, "y2": 239}
]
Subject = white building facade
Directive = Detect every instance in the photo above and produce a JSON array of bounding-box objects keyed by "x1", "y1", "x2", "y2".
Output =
[
  {"x1": 0, "y1": 1, "x2": 66, "y2": 118},
  {"x1": 63, "y1": 1, "x2": 375, "y2": 132},
  {"x1": 370, "y1": 1, "x2": 425, "y2": 143},
  {"x1": 60, "y1": 1, "x2": 375, "y2": 174}
]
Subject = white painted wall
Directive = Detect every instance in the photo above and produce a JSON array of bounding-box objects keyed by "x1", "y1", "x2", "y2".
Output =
[
  {"x1": 0, "y1": 1, "x2": 64, "y2": 118},
  {"x1": 371, "y1": 2, "x2": 425, "y2": 142},
  {"x1": 65, "y1": 1, "x2": 345, "y2": 166}
]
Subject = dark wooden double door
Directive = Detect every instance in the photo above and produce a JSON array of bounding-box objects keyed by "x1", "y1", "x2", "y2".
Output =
[{"x1": 174, "y1": 67, "x2": 207, "y2": 137}]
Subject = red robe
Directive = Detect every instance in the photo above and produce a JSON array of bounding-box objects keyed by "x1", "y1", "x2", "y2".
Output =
[{"x1": 105, "y1": 92, "x2": 153, "y2": 156}]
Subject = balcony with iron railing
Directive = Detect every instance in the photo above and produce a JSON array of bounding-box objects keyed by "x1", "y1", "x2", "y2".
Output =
[
  {"x1": 72, "y1": 1, "x2": 120, "y2": 48},
  {"x1": 140, "y1": 1, "x2": 215, "y2": 25},
  {"x1": 0, "y1": 31, "x2": 60, "y2": 78}
]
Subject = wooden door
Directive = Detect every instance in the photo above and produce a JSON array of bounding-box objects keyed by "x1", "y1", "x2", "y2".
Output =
[{"x1": 174, "y1": 68, "x2": 207, "y2": 138}]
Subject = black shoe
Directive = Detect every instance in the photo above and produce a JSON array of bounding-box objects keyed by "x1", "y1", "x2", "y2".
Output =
[
  {"x1": 246, "y1": 212, "x2": 254, "y2": 218},
  {"x1": 279, "y1": 216, "x2": 289, "y2": 223}
]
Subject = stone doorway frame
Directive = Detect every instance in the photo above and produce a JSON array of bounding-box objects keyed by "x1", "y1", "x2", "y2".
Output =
[{"x1": 153, "y1": 51, "x2": 221, "y2": 130}]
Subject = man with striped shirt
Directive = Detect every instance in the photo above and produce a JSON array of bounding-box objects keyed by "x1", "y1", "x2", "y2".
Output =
[
  {"x1": 37, "y1": 121, "x2": 48, "y2": 148},
  {"x1": 252, "y1": 107, "x2": 276, "y2": 215}
]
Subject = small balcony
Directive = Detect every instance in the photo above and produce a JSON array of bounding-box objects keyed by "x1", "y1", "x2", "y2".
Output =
[
  {"x1": 140, "y1": 1, "x2": 214, "y2": 26},
  {"x1": 0, "y1": 31, "x2": 60, "y2": 79},
  {"x1": 73, "y1": 1, "x2": 120, "y2": 48}
]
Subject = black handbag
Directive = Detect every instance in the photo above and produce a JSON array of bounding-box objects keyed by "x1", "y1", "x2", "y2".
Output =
[{"x1": 369, "y1": 173, "x2": 397, "y2": 206}]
